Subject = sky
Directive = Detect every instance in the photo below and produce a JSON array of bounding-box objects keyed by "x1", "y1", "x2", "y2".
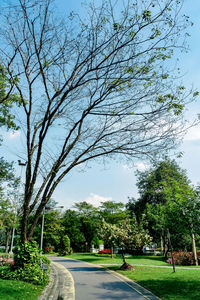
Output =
[{"x1": 1, "y1": 0, "x2": 200, "y2": 209}]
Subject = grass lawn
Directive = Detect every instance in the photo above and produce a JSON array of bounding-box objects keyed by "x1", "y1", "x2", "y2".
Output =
[
  {"x1": 111, "y1": 266, "x2": 200, "y2": 300},
  {"x1": 65, "y1": 253, "x2": 200, "y2": 300},
  {"x1": 0, "y1": 278, "x2": 44, "y2": 300},
  {"x1": 65, "y1": 252, "x2": 169, "y2": 266}
]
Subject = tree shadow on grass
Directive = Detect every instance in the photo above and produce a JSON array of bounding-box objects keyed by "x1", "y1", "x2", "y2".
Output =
[{"x1": 137, "y1": 278, "x2": 200, "y2": 300}]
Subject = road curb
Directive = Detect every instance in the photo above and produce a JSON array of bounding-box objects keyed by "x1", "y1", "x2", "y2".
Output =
[
  {"x1": 104, "y1": 268, "x2": 161, "y2": 300},
  {"x1": 38, "y1": 261, "x2": 75, "y2": 300}
]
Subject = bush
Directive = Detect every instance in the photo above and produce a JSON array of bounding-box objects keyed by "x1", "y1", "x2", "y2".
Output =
[
  {"x1": 58, "y1": 235, "x2": 72, "y2": 256},
  {"x1": 0, "y1": 254, "x2": 14, "y2": 267},
  {"x1": 98, "y1": 249, "x2": 111, "y2": 254},
  {"x1": 13, "y1": 241, "x2": 41, "y2": 268},
  {"x1": 171, "y1": 251, "x2": 194, "y2": 266},
  {"x1": 44, "y1": 247, "x2": 52, "y2": 254},
  {"x1": 0, "y1": 241, "x2": 51, "y2": 285},
  {"x1": 0, "y1": 264, "x2": 49, "y2": 285}
]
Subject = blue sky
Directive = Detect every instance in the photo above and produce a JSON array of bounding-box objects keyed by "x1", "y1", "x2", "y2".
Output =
[{"x1": 1, "y1": 0, "x2": 200, "y2": 209}]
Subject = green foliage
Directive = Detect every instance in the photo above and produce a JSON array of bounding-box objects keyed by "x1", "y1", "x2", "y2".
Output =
[
  {"x1": 132, "y1": 159, "x2": 200, "y2": 251},
  {"x1": 58, "y1": 235, "x2": 72, "y2": 256},
  {"x1": 99, "y1": 201, "x2": 127, "y2": 224},
  {"x1": 13, "y1": 241, "x2": 41, "y2": 268},
  {"x1": 0, "y1": 65, "x2": 21, "y2": 130},
  {"x1": 0, "y1": 263, "x2": 49, "y2": 285},
  {"x1": 2, "y1": 241, "x2": 51, "y2": 285},
  {"x1": 62, "y1": 209, "x2": 86, "y2": 252},
  {"x1": 99, "y1": 218, "x2": 151, "y2": 251}
]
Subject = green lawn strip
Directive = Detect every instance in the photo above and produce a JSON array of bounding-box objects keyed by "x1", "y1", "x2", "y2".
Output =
[
  {"x1": 66, "y1": 253, "x2": 170, "y2": 266},
  {"x1": 107, "y1": 266, "x2": 200, "y2": 300},
  {"x1": 0, "y1": 278, "x2": 44, "y2": 300},
  {"x1": 65, "y1": 253, "x2": 200, "y2": 269}
]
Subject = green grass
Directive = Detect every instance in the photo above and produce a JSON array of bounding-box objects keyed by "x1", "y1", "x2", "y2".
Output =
[
  {"x1": 65, "y1": 252, "x2": 170, "y2": 266},
  {"x1": 109, "y1": 266, "x2": 200, "y2": 300},
  {"x1": 0, "y1": 278, "x2": 44, "y2": 300}
]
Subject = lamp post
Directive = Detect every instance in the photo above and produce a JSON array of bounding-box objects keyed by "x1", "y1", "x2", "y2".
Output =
[
  {"x1": 40, "y1": 205, "x2": 64, "y2": 253},
  {"x1": 10, "y1": 160, "x2": 27, "y2": 253}
]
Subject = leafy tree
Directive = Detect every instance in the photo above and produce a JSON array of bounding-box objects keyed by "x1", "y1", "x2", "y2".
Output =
[
  {"x1": 0, "y1": 158, "x2": 20, "y2": 252},
  {"x1": 0, "y1": 65, "x2": 20, "y2": 130},
  {"x1": 100, "y1": 217, "x2": 151, "y2": 268},
  {"x1": 58, "y1": 235, "x2": 72, "y2": 256},
  {"x1": 133, "y1": 159, "x2": 200, "y2": 263},
  {"x1": 99, "y1": 201, "x2": 128, "y2": 224},
  {"x1": 62, "y1": 209, "x2": 85, "y2": 252},
  {"x1": 0, "y1": 0, "x2": 197, "y2": 243},
  {"x1": 73, "y1": 201, "x2": 97, "y2": 217}
]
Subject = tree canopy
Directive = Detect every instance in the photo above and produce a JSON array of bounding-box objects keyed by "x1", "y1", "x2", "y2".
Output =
[
  {"x1": 131, "y1": 159, "x2": 200, "y2": 254},
  {"x1": 0, "y1": 0, "x2": 197, "y2": 242}
]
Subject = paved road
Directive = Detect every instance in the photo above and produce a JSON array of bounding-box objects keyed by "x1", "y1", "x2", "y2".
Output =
[{"x1": 51, "y1": 257, "x2": 159, "y2": 300}]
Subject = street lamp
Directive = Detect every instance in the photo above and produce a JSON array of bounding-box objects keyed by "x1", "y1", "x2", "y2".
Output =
[{"x1": 40, "y1": 205, "x2": 64, "y2": 252}]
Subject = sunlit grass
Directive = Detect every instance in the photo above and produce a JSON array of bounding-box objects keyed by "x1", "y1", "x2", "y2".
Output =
[
  {"x1": 0, "y1": 278, "x2": 44, "y2": 300},
  {"x1": 110, "y1": 266, "x2": 200, "y2": 300},
  {"x1": 65, "y1": 252, "x2": 170, "y2": 266}
]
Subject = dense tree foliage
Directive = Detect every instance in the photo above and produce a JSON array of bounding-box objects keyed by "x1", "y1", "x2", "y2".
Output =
[
  {"x1": 130, "y1": 159, "x2": 200, "y2": 258},
  {"x1": 0, "y1": 159, "x2": 20, "y2": 252},
  {"x1": 0, "y1": 65, "x2": 20, "y2": 130}
]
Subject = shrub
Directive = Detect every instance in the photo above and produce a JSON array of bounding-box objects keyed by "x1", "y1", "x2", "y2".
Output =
[
  {"x1": 167, "y1": 257, "x2": 176, "y2": 265},
  {"x1": 13, "y1": 241, "x2": 41, "y2": 268},
  {"x1": 44, "y1": 247, "x2": 52, "y2": 253},
  {"x1": 98, "y1": 249, "x2": 111, "y2": 254},
  {"x1": 58, "y1": 235, "x2": 72, "y2": 256},
  {"x1": 0, "y1": 241, "x2": 51, "y2": 285},
  {"x1": 0, "y1": 254, "x2": 14, "y2": 267},
  {"x1": 0, "y1": 264, "x2": 49, "y2": 285},
  {"x1": 172, "y1": 251, "x2": 194, "y2": 266}
]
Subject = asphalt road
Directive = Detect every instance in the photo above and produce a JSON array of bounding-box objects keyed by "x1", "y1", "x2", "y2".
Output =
[{"x1": 51, "y1": 257, "x2": 157, "y2": 300}]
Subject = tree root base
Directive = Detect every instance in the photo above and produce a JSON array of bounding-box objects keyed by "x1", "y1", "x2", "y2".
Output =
[{"x1": 119, "y1": 262, "x2": 134, "y2": 270}]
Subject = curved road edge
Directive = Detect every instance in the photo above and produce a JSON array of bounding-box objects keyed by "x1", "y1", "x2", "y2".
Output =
[{"x1": 38, "y1": 261, "x2": 75, "y2": 300}]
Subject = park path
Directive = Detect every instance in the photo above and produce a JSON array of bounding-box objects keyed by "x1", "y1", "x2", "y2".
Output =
[{"x1": 50, "y1": 256, "x2": 159, "y2": 300}]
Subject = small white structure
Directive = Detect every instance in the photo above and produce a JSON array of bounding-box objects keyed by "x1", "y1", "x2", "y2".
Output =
[
  {"x1": 90, "y1": 245, "x2": 99, "y2": 253},
  {"x1": 99, "y1": 244, "x2": 104, "y2": 251}
]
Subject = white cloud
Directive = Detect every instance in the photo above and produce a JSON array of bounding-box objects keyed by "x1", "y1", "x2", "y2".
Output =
[
  {"x1": 122, "y1": 162, "x2": 149, "y2": 172},
  {"x1": 184, "y1": 126, "x2": 200, "y2": 142},
  {"x1": 8, "y1": 131, "x2": 21, "y2": 139},
  {"x1": 135, "y1": 162, "x2": 149, "y2": 171},
  {"x1": 84, "y1": 193, "x2": 112, "y2": 207}
]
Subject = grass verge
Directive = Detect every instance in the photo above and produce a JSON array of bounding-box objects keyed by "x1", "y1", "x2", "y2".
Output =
[
  {"x1": 109, "y1": 265, "x2": 200, "y2": 300},
  {"x1": 0, "y1": 278, "x2": 44, "y2": 300},
  {"x1": 65, "y1": 253, "x2": 169, "y2": 266}
]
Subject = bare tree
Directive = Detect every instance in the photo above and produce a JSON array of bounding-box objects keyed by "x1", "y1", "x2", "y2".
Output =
[{"x1": 0, "y1": 0, "x2": 196, "y2": 242}]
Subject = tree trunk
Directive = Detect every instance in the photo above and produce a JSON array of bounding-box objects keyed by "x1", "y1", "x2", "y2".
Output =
[
  {"x1": 192, "y1": 232, "x2": 198, "y2": 266},
  {"x1": 122, "y1": 249, "x2": 126, "y2": 264},
  {"x1": 5, "y1": 229, "x2": 10, "y2": 253},
  {"x1": 167, "y1": 229, "x2": 176, "y2": 272},
  {"x1": 161, "y1": 232, "x2": 164, "y2": 254},
  {"x1": 111, "y1": 246, "x2": 114, "y2": 258}
]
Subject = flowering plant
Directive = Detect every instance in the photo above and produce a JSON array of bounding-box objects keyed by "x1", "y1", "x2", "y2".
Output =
[
  {"x1": 98, "y1": 249, "x2": 111, "y2": 254},
  {"x1": 0, "y1": 255, "x2": 14, "y2": 266},
  {"x1": 167, "y1": 257, "x2": 176, "y2": 265},
  {"x1": 44, "y1": 247, "x2": 52, "y2": 253}
]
